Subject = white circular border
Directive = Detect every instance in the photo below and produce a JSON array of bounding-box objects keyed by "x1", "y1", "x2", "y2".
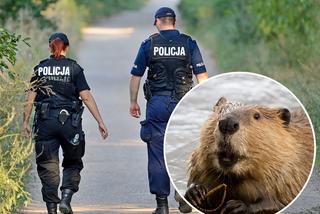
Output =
[{"x1": 164, "y1": 71, "x2": 317, "y2": 214}]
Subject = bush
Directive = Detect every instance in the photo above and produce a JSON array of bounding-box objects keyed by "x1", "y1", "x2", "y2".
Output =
[{"x1": 0, "y1": 28, "x2": 33, "y2": 214}]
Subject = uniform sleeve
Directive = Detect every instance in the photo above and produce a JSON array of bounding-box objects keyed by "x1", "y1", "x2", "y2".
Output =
[
  {"x1": 130, "y1": 40, "x2": 150, "y2": 76},
  {"x1": 74, "y1": 64, "x2": 90, "y2": 93},
  {"x1": 189, "y1": 39, "x2": 207, "y2": 75}
]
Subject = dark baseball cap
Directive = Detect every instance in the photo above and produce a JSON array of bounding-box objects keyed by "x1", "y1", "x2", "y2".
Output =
[
  {"x1": 49, "y1": 32, "x2": 69, "y2": 45},
  {"x1": 154, "y1": 7, "x2": 176, "y2": 25}
]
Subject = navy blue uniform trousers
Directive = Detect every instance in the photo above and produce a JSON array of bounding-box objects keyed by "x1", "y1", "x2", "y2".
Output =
[
  {"x1": 34, "y1": 117, "x2": 85, "y2": 203},
  {"x1": 140, "y1": 95, "x2": 177, "y2": 197}
]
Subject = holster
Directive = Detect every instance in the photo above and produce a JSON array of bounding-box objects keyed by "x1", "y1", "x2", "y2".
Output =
[
  {"x1": 40, "y1": 103, "x2": 50, "y2": 119},
  {"x1": 71, "y1": 106, "x2": 84, "y2": 128},
  {"x1": 143, "y1": 80, "x2": 152, "y2": 101}
]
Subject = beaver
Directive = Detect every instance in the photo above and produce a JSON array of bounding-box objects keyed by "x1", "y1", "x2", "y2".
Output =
[{"x1": 184, "y1": 97, "x2": 314, "y2": 214}]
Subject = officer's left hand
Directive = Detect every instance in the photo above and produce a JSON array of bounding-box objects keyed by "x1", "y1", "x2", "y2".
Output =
[
  {"x1": 130, "y1": 102, "x2": 141, "y2": 118},
  {"x1": 98, "y1": 122, "x2": 108, "y2": 140},
  {"x1": 22, "y1": 122, "x2": 32, "y2": 138}
]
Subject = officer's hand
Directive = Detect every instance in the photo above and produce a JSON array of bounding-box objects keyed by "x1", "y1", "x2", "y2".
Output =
[
  {"x1": 22, "y1": 122, "x2": 32, "y2": 138},
  {"x1": 98, "y1": 122, "x2": 108, "y2": 140},
  {"x1": 130, "y1": 102, "x2": 141, "y2": 118}
]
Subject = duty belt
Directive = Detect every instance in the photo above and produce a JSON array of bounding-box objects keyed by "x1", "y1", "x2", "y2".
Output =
[
  {"x1": 152, "y1": 91, "x2": 173, "y2": 96},
  {"x1": 49, "y1": 109, "x2": 71, "y2": 125}
]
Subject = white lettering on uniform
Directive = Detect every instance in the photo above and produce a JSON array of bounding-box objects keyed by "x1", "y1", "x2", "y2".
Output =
[
  {"x1": 153, "y1": 46, "x2": 186, "y2": 56},
  {"x1": 37, "y1": 66, "x2": 71, "y2": 76},
  {"x1": 64, "y1": 67, "x2": 70, "y2": 75},
  {"x1": 170, "y1": 47, "x2": 176, "y2": 56},
  {"x1": 55, "y1": 67, "x2": 61, "y2": 75},
  {"x1": 44, "y1": 67, "x2": 49, "y2": 75},
  {"x1": 180, "y1": 47, "x2": 185, "y2": 56},
  {"x1": 159, "y1": 47, "x2": 163, "y2": 55},
  {"x1": 154, "y1": 47, "x2": 159, "y2": 55},
  {"x1": 196, "y1": 62, "x2": 204, "y2": 67}
]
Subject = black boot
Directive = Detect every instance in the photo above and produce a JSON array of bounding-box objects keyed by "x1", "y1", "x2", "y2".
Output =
[
  {"x1": 46, "y1": 203, "x2": 57, "y2": 214},
  {"x1": 152, "y1": 196, "x2": 169, "y2": 214},
  {"x1": 59, "y1": 189, "x2": 74, "y2": 214}
]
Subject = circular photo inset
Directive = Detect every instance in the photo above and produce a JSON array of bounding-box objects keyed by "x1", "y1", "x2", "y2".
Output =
[{"x1": 165, "y1": 72, "x2": 315, "y2": 214}]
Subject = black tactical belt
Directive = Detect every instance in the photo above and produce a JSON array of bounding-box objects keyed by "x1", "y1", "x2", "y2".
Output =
[
  {"x1": 39, "y1": 108, "x2": 71, "y2": 125},
  {"x1": 152, "y1": 91, "x2": 173, "y2": 96}
]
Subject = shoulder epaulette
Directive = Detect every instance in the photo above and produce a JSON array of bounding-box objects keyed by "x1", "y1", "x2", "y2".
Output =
[
  {"x1": 180, "y1": 33, "x2": 192, "y2": 40},
  {"x1": 39, "y1": 58, "x2": 49, "y2": 64},
  {"x1": 149, "y1": 33, "x2": 159, "y2": 39},
  {"x1": 65, "y1": 58, "x2": 77, "y2": 63}
]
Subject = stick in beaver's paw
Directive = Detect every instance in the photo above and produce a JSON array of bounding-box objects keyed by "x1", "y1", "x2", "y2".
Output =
[{"x1": 184, "y1": 183, "x2": 207, "y2": 208}]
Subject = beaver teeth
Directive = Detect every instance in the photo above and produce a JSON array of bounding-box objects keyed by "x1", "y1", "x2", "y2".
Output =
[
  {"x1": 218, "y1": 151, "x2": 239, "y2": 168},
  {"x1": 222, "y1": 157, "x2": 232, "y2": 162}
]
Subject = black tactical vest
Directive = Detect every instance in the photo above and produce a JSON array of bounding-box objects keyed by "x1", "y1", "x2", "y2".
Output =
[
  {"x1": 33, "y1": 56, "x2": 80, "y2": 106},
  {"x1": 147, "y1": 33, "x2": 193, "y2": 101}
]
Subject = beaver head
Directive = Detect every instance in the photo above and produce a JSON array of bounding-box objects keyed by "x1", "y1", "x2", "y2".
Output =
[{"x1": 208, "y1": 97, "x2": 292, "y2": 178}]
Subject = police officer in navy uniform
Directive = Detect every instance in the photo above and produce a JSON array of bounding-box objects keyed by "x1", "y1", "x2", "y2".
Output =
[
  {"x1": 129, "y1": 7, "x2": 208, "y2": 214},
  {"x1": 23, "y1": 32, "x2": 108, "y2": 214}
]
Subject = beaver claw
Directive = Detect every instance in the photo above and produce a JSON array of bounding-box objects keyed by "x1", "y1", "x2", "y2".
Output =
[
  {"x1": 185, "y1": 183, "x2": 207, "y2": 207},
  {"x1": 221, "y1": 200, "x2": 250, "y2": 214}
]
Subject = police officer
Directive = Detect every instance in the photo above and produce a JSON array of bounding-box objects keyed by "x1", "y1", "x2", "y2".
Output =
[
  {"x1": 22, "y1": 32, "x2": 108, "y2": 214},
  {"x1": 129, "y1": 7, "x2": 208, "y2": 214}
]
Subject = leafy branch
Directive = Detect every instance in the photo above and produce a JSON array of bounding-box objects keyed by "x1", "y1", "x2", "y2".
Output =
[{"x1": 0, "y1": 28, "x2": 30, "y2": 79}]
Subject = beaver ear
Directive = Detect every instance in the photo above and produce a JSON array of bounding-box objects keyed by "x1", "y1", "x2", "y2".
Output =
[
  {"x1": 278, "y1": 108, "x2": 291, "y2": 126},
  {"x1": 216, "y1": 97, "x2": 227, "y2": 106},
  {"x1": 212, "y1": 97, "x2": 227, "y2": 113}
]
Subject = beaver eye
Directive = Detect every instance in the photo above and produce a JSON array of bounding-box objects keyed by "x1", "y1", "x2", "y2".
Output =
[{"x1": 253, "y1": 112, "x2": 261, "y2": 120}]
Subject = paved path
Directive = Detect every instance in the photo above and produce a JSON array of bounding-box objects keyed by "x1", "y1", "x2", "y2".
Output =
[{"x1": 22, "y1": 0, "x2": 217, "y2": 213}]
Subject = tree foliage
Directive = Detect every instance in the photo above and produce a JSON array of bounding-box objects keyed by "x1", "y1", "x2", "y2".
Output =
[
  {"x1": 179, "y1": 0, "x2": 320, "y2": 66},
  {"x1": 0, "y1": 0, "x2": 57, "y2": 27},
  {"x1": 0, "y1": 28, "x2": 30, "y2": 78}
]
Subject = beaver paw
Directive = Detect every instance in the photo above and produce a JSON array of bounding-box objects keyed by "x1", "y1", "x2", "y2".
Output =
[
  {"x1": 222, "y1": 200, "x2": 250, "y2": 214},
  {"x1": 185, "y1": 183, "x2": 207, "y2": 207}
]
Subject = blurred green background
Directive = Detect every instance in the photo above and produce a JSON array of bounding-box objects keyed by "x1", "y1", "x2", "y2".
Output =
[{"x1": 179, "y1": 0, "x2": 320, "y2": 160}]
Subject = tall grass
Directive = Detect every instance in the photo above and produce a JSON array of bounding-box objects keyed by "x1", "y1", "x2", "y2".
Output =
[{"x1": 0, "y1": 75, "x2": 33, "y2": 213}]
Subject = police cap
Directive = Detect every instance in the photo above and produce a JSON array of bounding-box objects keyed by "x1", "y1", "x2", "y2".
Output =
[
  {"x1": 154, "y1": 7, "x2": 176, "y2": 25},
  {"x1": 49, "y1": 32, "x2": 69, "y2": 45}
]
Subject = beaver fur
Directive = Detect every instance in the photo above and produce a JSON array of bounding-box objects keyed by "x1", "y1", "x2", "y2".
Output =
[{"x1": 185, "y1": 97, "x2": 314, "y2": 214}]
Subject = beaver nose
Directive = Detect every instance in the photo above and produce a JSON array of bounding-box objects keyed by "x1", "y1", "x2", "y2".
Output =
[{"x1": 219, "y1": 117, "x2": 239, "y2": 135}]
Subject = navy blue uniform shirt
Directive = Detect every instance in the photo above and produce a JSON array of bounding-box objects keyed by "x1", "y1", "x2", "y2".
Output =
[{"x1": 131, "y1": 30, "x2": 207, "y2": 76}]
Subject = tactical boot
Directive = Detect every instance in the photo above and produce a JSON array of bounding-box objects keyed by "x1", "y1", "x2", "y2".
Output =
[
  {"x1": 46, "y1": 203, "x2": 57, "y2": 214},
  {"x1": 59, "y1": 189, "x2": 74, "y2": 214},
  {"x1": 152, "y1": 196, "x2": 169, "y2": 214}
]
